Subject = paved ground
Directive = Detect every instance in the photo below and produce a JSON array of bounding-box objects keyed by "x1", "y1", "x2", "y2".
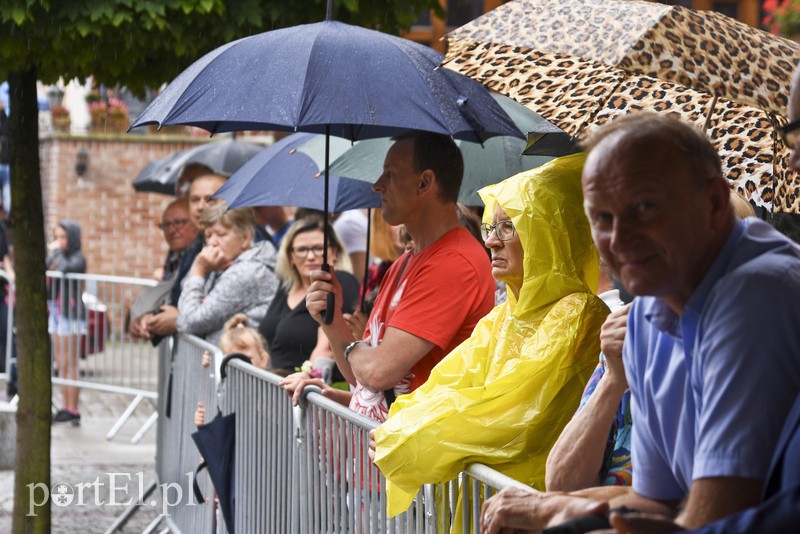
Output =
[{"x1": 0, "y1": 389, "x2": 162, "y2": 533}]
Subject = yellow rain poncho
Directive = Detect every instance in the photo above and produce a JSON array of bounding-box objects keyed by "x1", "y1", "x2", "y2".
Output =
[{"x1": 374, "y1": 153, "x2": 610, "y2": 518}]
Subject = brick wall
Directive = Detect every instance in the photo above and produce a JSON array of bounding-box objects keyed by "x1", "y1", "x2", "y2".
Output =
[{"x1": 40, "y1": 134, "x2": 204, "y2": 279}]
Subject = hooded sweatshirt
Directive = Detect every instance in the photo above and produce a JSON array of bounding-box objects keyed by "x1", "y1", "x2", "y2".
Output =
[
  {"x1": 177, "y1": 240, "x2": 278, "y2": 346},
  {"x1": 374, "y1": 153, "x2": 610, "y2": 518},
  {"x1": 46, "y1": 220, "x2": 87, "y2": 318}
]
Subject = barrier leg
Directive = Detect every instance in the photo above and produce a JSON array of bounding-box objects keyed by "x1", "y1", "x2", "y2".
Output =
[
  {"x1": 141, "y1": 516, "x2": 165, "y2": 534},
  {"x1": 131, "y1": 411, "x2": 158, "y2": 444},
  {"x1": 106, "y1": 393, "x2": 145, "y2": 441},
  {"x1": 104, "y1": 479, "x2": 158, "y2": 534}
]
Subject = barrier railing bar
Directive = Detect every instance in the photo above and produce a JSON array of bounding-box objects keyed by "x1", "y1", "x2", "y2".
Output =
[
  {"x1": 50, "y1": 377, "x2": 157, "y2": 398},
  {"x1": 45, "y1": 271, "x2": 160, "y2": 287}
]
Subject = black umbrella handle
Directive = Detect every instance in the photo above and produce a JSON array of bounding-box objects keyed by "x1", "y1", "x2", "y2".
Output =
[{"x1": 321, "y1": 263, "x2": 335, "y2": 325}]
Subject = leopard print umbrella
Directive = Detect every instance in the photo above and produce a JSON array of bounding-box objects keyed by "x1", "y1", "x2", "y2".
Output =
[{"x1": 444, "y1": 0, "x2": 800, "y2": 213}]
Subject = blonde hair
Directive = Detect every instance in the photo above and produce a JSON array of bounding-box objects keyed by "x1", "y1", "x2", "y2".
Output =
[
  {"x1": 199, "y1": 199, "x2": 255, "y2": 240},
  {"x1": 220, "y1": 314, "x2": 269, "y2": 368},
  {"x1": 275, "y1": 216, "x2": 352, "y2": 290},
  {"x1": 730, "y1": 189, "x2": 755, "y2": 219},
  {"x1": 370, "y1": 209, "x2": 402, "y2": 263}
]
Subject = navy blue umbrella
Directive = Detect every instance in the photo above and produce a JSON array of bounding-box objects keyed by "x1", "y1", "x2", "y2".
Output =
[
  {"x1": 214, "y1": 133, "x2": 380, "y2": 212},
  {"x1": 192, "y1": 411, "x2": 236, "y2": 533},
  {"x1": 190, "y1": 353, "x2": 251, "y2": 533},
  {"x1": 131, "y1": 17, "x2": 522, "y2": 322},
  {"x1": 130, "y1": 21, "x2": 521, "y2": 143}
]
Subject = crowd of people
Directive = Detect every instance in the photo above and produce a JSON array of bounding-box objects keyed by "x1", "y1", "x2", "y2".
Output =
[{"x1": 39, "y1": 52, "x2": 800, "y2": 532}]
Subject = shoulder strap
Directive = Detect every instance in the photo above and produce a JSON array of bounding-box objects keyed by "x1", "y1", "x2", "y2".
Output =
[{"x1": 383, "y1": 253, "x2": 412, "y2": 409}]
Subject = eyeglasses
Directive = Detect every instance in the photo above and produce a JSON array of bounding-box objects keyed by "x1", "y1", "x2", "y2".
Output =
[
  {"x1": 779, "y1": 118, "x2": 800, "y2": 148},
  {"x1": 291, "y1": 245, "x2": 326, "y2": 257},
  {"x1": 159, "y1": 218, "x2": 190, "y2": 231},
  {"x1": 480, "y1": 220, "x2": 516, "y2": 241}
]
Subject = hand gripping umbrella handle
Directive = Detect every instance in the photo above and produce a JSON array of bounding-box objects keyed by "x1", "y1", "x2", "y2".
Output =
[{"x1": 321, "y1": 264, "x2": 335, "y2": 325}]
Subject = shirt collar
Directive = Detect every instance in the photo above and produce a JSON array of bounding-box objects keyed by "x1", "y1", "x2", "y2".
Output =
[
  {"x1": 643, "y1": 219, "x2": 745, "y2": 339},
  {"x1": 684, "y1": 219, "x2": 745, "y2": 316}
]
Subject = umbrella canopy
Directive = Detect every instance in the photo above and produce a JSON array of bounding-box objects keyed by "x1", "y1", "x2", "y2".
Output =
[
  {"x1": 133, "y1": 139, "x2": 263, "y2": 195},
  {"x1": 214, "y1": 133, "x2": 381, "y2": 211},
  {"x1": 130, "y1": 20, "x2": 522, "y2": 143},
  {"x1": 325, "y1": 93, "x2": 556, "y2": 206},
  {"x1": 443, "y1": 0, "x2": 800, "y2": 213}
]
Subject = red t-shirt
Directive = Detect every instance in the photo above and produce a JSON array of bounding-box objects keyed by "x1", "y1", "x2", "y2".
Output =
[{"x1": 364, "y1": 226, "x2": 495, "y2": 391}]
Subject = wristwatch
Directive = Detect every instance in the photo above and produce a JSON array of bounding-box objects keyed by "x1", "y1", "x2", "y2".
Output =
[{"x1": 343, "y1": 340, "x2": 364, "y2": 362}]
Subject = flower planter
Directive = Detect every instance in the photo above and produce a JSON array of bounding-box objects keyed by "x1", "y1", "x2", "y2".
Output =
[
  {"x1": 91, "y1": 115, "x2": 129, "y2": 134},
  {"x1": 146, "y1": 124, "x2": 188, "y2": 136},
  {"x1": 52, "y1": 116, "x2": 71, "y2": 134}
]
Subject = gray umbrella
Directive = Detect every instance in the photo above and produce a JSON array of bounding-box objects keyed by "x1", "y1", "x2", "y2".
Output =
[
  {"x1": 132, "y1": 139, "x2": 263, "y2": 195},
  {"x1": 522, "y1": 121, "x2": 580, "y2": 157},
  {"x1": 324, "y1": 93, "x2": 557, "y2": 206}
]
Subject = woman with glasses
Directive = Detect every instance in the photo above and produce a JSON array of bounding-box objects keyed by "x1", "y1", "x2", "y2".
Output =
[
  {"x1": 373, "y1": 153, "x2": 610, "y2": 520},
  {"x1": 177, "y1": 200, "x2": 278, "y2": 346},
  {"x1": 260, "y1": 216, "x2": 359, "y2": 376}
]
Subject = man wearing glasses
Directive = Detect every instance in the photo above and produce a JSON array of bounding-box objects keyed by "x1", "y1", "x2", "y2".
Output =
[
  {"x1": 304, "y1": 131, "x2": 495, "y2": 423},
  {"x1": 129, "y1": 198, "x2": 197, "y2": 340}
]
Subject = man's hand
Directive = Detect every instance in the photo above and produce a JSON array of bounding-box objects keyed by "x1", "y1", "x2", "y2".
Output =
[
  {"x1": 306, "y1": 269, "x2": 345, "y2": 326},
  {"x1": 129, "y1": 313, "x2": 149, "y2": 339},
  {"x1": 480, "y1": 487, "x2": 608, "y2": 534},
  {"x1": 144, "y1": 305, "x2": 178, "y2": 336},
  {"x1": 600, "y1": 303, "x2": 631, "y2": 383}
]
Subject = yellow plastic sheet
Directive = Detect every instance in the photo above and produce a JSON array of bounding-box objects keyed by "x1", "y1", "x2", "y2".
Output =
[{"x1": 374, "y1": 153, "x2": 610, "y2": 518}]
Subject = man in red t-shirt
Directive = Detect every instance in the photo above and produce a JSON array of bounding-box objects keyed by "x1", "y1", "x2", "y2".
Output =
[{"x1": 306, "y1": 131, "x2": 495, "y2": 422}]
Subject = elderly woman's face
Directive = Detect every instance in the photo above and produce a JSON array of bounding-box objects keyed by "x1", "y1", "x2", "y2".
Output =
[
  {"x1": 204, "y1": 221, "x2": 251, "y2": 268},
  {"x1": 484, "y1": 205, "x2": 524, "y2": 298}
]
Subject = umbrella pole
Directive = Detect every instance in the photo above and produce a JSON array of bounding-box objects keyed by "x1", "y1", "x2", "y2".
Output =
[
  {"x1": 360, "y1": 209, "x2": 371, "y2": 313},
  {"x1": 703, "y1": 94, "x2": 719, "y2": 132},
  {"x1": 322, "y1": 125, "x2": 335, "y2": 324}
]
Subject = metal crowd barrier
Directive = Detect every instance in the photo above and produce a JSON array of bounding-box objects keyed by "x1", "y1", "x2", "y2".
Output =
[
  {"x1": 151, "y1": 333, "x2": 529, "y2": 533},
  {"x1": 224, "y1": 359, "x2": 523, "y2": 534},
  {"x1": 153, "y1": 333, "x2": 222, "y2": 534},
  {"x1": 43, "y1": 271, "x2": 162, "y2": 442}
]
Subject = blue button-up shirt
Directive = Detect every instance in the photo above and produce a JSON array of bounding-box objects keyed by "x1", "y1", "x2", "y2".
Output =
[{"x1": 626, "y1": 218, "x2": 800, "y2": 501}]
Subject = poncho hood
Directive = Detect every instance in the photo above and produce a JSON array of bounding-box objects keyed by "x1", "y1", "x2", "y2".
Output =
[{"x1": 479, "y1": 152, "x2": 599, "y2": 321}]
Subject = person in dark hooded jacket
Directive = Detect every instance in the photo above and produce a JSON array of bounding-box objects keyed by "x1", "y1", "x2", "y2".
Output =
[{"x1": 46, "y1": 220, "x2": 87, "y2": 425}]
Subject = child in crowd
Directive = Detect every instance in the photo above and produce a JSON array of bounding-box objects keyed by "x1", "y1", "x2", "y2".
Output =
[{"x1": 195, "y1": 313, "x2": 271, "y2": 426}]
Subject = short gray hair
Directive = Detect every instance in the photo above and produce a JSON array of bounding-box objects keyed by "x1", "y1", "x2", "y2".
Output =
[
  {"x1": 582, "y1": 112, "x2": 722, "y2": 188},
  {"x1": 199, "y1": 199, "x2": 255, "y2": 240}
]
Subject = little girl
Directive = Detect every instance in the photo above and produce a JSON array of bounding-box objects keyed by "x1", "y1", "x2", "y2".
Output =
[{"x1": 195, "y1": 314, "x2": 271, "y2": 426}]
